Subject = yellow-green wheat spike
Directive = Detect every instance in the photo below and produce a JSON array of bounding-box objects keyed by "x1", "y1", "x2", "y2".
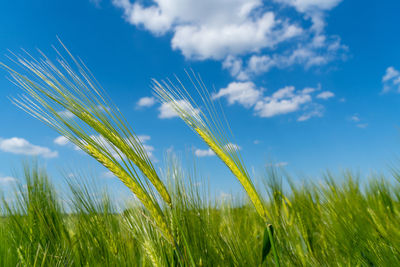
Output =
[
  {"x1": 80, "y1": 111, "x2": 172, "y2": 207},
  {"x1": 194, "y1": 127, "x2": 268, "y2": 221},
  {"x1": 85, "y1": 144, "x2": 174, "y2": 244}
]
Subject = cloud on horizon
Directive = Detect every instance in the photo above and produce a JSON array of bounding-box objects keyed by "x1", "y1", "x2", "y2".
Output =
[
  {"x1": 382, "y1": 66, "x2": 400, "y2": 93},
  {"x1": 0, "y1": 137, "x2": 58, "y2": 158}
]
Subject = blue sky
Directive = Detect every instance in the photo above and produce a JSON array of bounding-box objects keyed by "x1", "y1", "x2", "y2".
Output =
[{"x1": 1, "y1": 0, "x2": 400, "y2": 198}]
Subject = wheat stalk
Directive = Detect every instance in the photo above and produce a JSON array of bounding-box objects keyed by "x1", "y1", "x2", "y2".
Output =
[
  {"x1": 194, "y1": 127, "x2": 267, "y2": 219},
  {"x1": 85, "y1": 144, "x2": 173, "y2": 243},
  {"x1": 0, "y1": 41, "x2": 173, "y2": 242},
  {"x1": 152, "y1": 72, "x2": 269, "y2": 222}
]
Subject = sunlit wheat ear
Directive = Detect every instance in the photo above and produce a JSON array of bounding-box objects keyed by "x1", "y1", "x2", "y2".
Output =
[
  {"x1": 0, "y1": 41, "x2": 173, "y2": 241},
  {"x1": 80, "y1": 111, "x2": 172, "y2": 207},
  {"x1": 152, "y1": 72, "x2": 269, "y2": 221},
  {"x1": 0, "y1": 42, "x2": 171, "y2": 208},
  {"x1": 85, "y1": 144, "x2": 174, "y2": 244}
]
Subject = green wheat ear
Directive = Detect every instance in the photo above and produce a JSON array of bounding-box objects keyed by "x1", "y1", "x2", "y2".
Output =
[
  {"x1": 0, "y1": 40, "x2": 173, "y2": 242},
  {"x1": 152, "y1": 71, "x2": 269, "y2": 222},
  {"x1": 85, "y1": 144, "x2": 173, "y2": 244}
]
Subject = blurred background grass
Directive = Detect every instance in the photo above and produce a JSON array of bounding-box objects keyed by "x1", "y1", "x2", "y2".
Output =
[{"x1": 1, "y1": 160, "x2": 400, "y2": 266}]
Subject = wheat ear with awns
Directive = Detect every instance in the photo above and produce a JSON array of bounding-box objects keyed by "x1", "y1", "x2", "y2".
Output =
[
  {"x1": 0, "y1": 42, "x2": 173, "y2": 241},
  {"x1": 152, "y1": 74, "x2": 269, "y2": 222}
]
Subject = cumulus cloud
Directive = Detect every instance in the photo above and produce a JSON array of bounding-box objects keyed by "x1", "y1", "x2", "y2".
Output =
[
  {"x1": 213, "y1": 81, "x2": 333, "y2": 120},
  {"x1": 316, "y1": 91, "x2": 335, "y2": 99},
  {"x1": 254, "y1": 86, "x2": 312, "y2": 117},
  {"x1": 57, "y1": 109, "x2": 75, "y2": 119},
  {"x1": 275, "y1": 0, "x2": 343, "y2": 13},
  {"x1": 158, "y1": 99, "x2": 199, "y2": 119},
  {"x1": 171, "y1": 12, "x2": 302, "y2": 60},
  {"x1": 111, "y1": 0, "x2": 342, "y2": 122},
  {"x1": 194, "y1": 148, "x2": 215, "y2": 157},
  {"x1": 350, "y1": 114, "x2": 360, "y2": 122},
  {"x1": 54, "y1": 136, "x2": 69, "y2": 146},
  {"x1": 382, "y1": 66, "x2": 400, "y2": 93},
  {"x1": 0, "y1": 137, "x2": 58, "y2": 158},
  {"x1": 113, "y1": 0, "x2": 346, "y2": 79},
  {"x1": 53, "y1": 136, "x2": 80, "y2": 151},
  {"x1": 102, "y1": 171, "x2": 116, "y2": 179},
  {"x1": 213, "y1": 81, "x2": 262, "y2": 108},
  {"x1": 136, "y1": 96, "x2": 156, "y2": 108},
  {"x1": 349, "y1": 114, "x2": 368, "y2": 128},
  {"x1": 225, "y1": 143, "x2": 241, "y2": 151},
  {"x1": 54, "y1": 133, "x2": 156, "y2": 160},
  {"x1": 0, "y1": 175, "x2": 17, "y2": 184},
  {"x1": 266, "y1": 161, "x2": 288, "y2": 167},
  {"x1": 224, "y1": 34, "x2": 347, "y2": 80},
  {"x1": 297, "y1": 104, "x2": 324, "y2": 121},
  {"x1": 89, "y1": 134, "x2": 156, "y2": 160},
  {"x1": 195, "y1": 143, "x2": 240, "y2": 157},
  {"x1": 114, "y1": 0, "x2": 302, "y2": 60}
]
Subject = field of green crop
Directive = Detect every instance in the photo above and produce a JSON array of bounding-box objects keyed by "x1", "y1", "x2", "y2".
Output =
[
  {"x1": 1, "y1": 43, "x2": 400, "y2": 266},
  {"x1": 1, "y1": 163, "x2": 400, "y2": 266}
]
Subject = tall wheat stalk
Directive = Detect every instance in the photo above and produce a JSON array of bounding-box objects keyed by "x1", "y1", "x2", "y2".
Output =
[
  {"x1": 1, "y1": 41, "x2": 173, "y2": 243},
  {"x1": 152, "y1": 72, "x2": 269, "y2": 222}
]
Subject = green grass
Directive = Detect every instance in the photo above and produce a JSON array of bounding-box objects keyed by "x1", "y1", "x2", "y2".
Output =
[{"x1": 1, "y1": 162, "x2": 400, "y2": 266}]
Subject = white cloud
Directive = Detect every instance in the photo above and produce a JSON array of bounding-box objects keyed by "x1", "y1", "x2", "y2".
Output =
[
  {"x1": 57, "y1": 109, "x2": 75, "y2": 119},
  {"x1": 0, "y1": 137, "x2": 58, "y2": 158},
  {"x1": 213, "y1": 81, "x2": 333, "y2": 120},
  {"x1": 113, "y1": 0, "x2": 345, "y2": 79},
  {"x1": 349, "y1": 114, "x2": 368, "y2": 128},
  {"x1": 171, "y1": 12, "x2": 302, "y2": 60},
  {"x1": 136, "y1": 96, "x2": 156, "y2": 108},
  {"x1": 158, "y1": 99, "x2": 199, "y2": 119},
  {"x1": 356, "y1": 123, "x2": 368, "y2": 129},
  {"x1": 112, "y1": 0, "x2": 174, "y2": 35},
  {"x1": 213, "y1": 81, "x2": 262, "y2": 108},
  {"x1": 275, "y1": 0, "x2": 343, "y2": 13},
  {"x1": 137, "y1": 135, "x2": 151, "y2": 143},
  {"x1": 194, "y1": 148, "x2": 215, "y2": 157},
  {"x1": 53, "y1": 136, "x2": 80, "y2": 151},
  {"x1": 54, "y1": 136, "x2": 69, "y2": 146},
  {"x1": 91, "y1": 134, "x2": 156, "y2": 160},
  {"x1": 58, "y1": 133, "x2": 156, "y2": 161},
  {"x1": 225, "y1": 143, "x2": 241, "y2": 151},
  {"x1": 225, "y1": 34, "x2": 346, "y2": 80},
  {"x1": 247, "y1": 55, "x2": 276, "y2": 75},
  {"x1": 383, "y1": 67, "x2": 400, "y2": 82},
  {"x1": 194, "y1": 143, "x2": 240, "y2": 157},
  {"x1": 90, "y1": 0, "x2": 102, "y2": 8},
  {"x1": 267, "y1": 161, "x2": 288, "y2": 167},
  {"x1": 276, "y1": 161, "x2": 288, "y2": 167},
  {"x1": 316, "y1": 91, "x2": 335, "y2": 99},
  {"x1": 102, "y1": 171, "x2": 116, "y2": 179},
  {"x1": 350, "y1": 114, "x2": 360, "y2": 122},
  {"x1": 382, "y1": 66, "x2": 400, "y2": 93},
  {"x1": 219, "y1": 191, "x2": 232, "y2": 200},
  {"x1": 297, "y1": 104, "x2": 324, "y2": 121},
  {"x1": 0, "y1": 176, "x2": 17, "y2": 184},
  {"x1": 254, "y1": 86, "x2": 312, "y2": 117},
  {"x1": 114, "y1": 0, "x2": 302, "y2": 60}
]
